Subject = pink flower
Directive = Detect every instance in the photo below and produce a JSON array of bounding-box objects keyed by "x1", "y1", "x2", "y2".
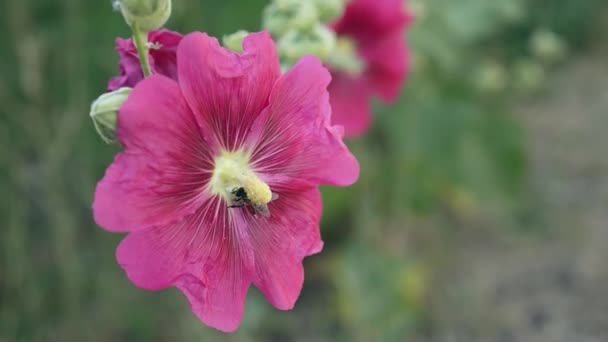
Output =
[
  {"x1": 93, "y1": 31, "x2": 359, "y2": 332},
  {"x1": 329, "y1": 0, "x2": 413, "y2": 137},
  {"x1": 107, "y1": 29, "x2": 182, "y2": 91}
]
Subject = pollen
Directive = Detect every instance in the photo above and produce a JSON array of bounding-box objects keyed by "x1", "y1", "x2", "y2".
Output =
[{"x1": 209, "y1": 150, "x2": 272, "y2": 205}]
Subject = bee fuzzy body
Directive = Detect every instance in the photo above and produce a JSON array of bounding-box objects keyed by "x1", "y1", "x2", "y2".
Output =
[{"x1": 229, "y1": 187, "x2": 276, "y2": 218}]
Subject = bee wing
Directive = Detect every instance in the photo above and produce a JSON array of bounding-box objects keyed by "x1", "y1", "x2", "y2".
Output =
[
  {"x1": 271, "y1": 192, "x2": 279, "y2": 201},
  {"x1": 255, "y1": 204, "x2": 271, "y2": 218}
]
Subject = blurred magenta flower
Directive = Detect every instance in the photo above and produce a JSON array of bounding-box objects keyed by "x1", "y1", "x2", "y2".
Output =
[
  {"x1": 329, "y1": 0, "x2": 413, "y2": 137},
  {"x1": 107, "y1": 29, "x2": 182, "y2": 91},
  {"x1": 94, "y1": 31, "x2": 359, "y2": 332}
]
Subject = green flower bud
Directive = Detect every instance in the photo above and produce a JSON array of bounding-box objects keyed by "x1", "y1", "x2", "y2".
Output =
[
  {"x1": 530, "y1": 29, "x2": 567, "y2": 64},
  {"x1": 499, "y1": 2, "x2": 525, "y2": 23},
  {"x1": 262, "y1": 0, "x2": 319, "y2": 37},
  {"x1": 277, "y1": 24, "x2": 336, "y2": 64},
  {"x1": 513, "y1": 59, "x2": 545, "y2": 93},
  {"x1": 313, "y1": 0, "x2": 345, "y2": 23},
  {"x1": 408, "y1": 0, "x2": 427, "y2": 20},
  {"x1": 115, "y1": 0, "x2": 171, "y2": 32},
  {"x1": 223, "y1": 30, "x2": 249, "y2": 54},
  {"x1": 326, "y1": 37, "x2": 365, "y2": 76},
  {"x1": 90, "y1": 87, "x2": 132, "y2": 144},
  {"x1": 474, "y1": 60, "x2": 508, "y2": 93}
]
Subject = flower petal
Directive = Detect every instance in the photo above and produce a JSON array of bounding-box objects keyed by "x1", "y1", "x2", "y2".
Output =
[
  {"x1": 332, "y1": 0, "x2": 413, "y2": 103},
  {"x1": 328, "y1": 72, "x2": 373, "y2": 137},
  {"x1": 247, "y1": 56, "x2": 360, "y2": 190},
  {"x1": 93, "y1": 75, "x2": 213, "y2": 232},
  {"x1": 333, "y1": 0, "x2": 410, "y2": 41},
  {"x1": 116, "y1": 197, "x2": 254, "y2": 332},
  {"x1": 148, "y1": 30, "x2": 182, "y2": 82},
  {"x1": 107, "y1": 30, "x2": 183, "y2": 91},
  {"x1": 245, "y1": 188, "x2": 323, "y2": 310},
  {"x1": 360, "y1": 30, "x2": 409, "y2": 102},
  {"x1": 177, "y1": 31, "x2": 281, "y2": 151},
  {"x1": 107, "y1": 37, "x2": 142, "y2": 91}
]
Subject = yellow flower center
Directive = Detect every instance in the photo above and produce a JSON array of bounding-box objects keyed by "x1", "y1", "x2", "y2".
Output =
[{"x1": 209, "y1": 150, "x2": 272, "y2": 206}]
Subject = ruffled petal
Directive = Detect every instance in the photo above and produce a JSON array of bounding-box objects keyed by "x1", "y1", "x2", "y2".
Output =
[
  {"x1": 177, "y1": 31, "x2": 281, "y2": 151},
  {"x1": 116, "y1": 197, "x2": 254, "y2": 332},
  {"x1": 93, "y1": 75, "x2": 213, "y2": 232},
  {"x1": 247, "y1": 56, "x2": 359, "y2": 190},
  {"x1": 107, "y1": 30, "x2": 182, "y2": 91},
  {"x1": 148, "y1": 30, "x2": 182, "y2": 82},
  {"x1": 244, "y1": 188, "x2": 323, "y2": 310},
  {"x1": 107, "y1": 37, "x2": 142, "y2": 91},
  {"x1": 328, "y1": 72, "x2": 373, "y2": 137}
]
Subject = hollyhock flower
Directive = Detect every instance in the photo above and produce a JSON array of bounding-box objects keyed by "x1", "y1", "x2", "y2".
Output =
[
  {"x1": 329, "y1": 0, "x2": 413, "y2": 137},
  {"x1": 93, "y1": 31, "x2": 359, "y2": 332},
  {"x1": 107, "y1": 29, "x2": 182, "y2": 91}
]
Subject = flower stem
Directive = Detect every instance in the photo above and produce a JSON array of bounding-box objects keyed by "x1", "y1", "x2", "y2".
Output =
[{"x1": 132, "y1": 23, "x2": 152, "y2": 77}]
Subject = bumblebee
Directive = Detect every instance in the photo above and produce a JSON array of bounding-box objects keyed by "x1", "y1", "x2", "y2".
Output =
[{"x1": 229, "y1": 187, "x2": 278, "y2": 218}]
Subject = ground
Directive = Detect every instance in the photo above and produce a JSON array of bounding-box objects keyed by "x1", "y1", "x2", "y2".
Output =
[{"x1": 425, "y1": 50, "x2": 608, "y2": 342}]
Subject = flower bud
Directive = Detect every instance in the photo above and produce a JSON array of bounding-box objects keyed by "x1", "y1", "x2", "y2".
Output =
[
  {"x1": 277, "y1": 24, "x2": 336, "y2": 63},
  {"x1": 408, "y1": 0, "x2": 427, "y2": 20},
  {"x1": 499, "y1": 2, "x2": 525, "y2": 23},
  {"x1": 90, "y1": 87, "x2": 132, "y2": 143},
  {"x1": 474, "y1": 60, "x2": 507, "y2": 93},
  {"x1": 327, "y1": 37, "x2": 365, "y2": 76},
  {"x1": 262, "y1": 0, "x2": 319, "y2": 37},
  {"x1": 223, "y1": 30, "x2": 249, "y2": 54},
  {"x1": 115, "y1": 0, "x2": 171, "y2": 32},
  {"x1": 513, "y1": 59, "x2": 545, "y2": 93},
  {"x1": 313, "y1": 0, "x2": 345, "y2": 23},
  {"x1": 530, "y1": 29, "x2": 567, "y2": 64}
]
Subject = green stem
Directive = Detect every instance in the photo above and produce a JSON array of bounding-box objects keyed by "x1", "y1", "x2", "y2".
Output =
[{"x1": 132, "y1": 23, "x2": 152, "y2": 77}]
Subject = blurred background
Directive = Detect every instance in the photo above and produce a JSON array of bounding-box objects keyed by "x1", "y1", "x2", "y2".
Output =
[{"x1": 1, "y1": 0, "x2": 607, "y2": 341}]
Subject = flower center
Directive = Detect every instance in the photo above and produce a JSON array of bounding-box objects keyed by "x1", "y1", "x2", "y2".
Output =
[{"x1": 209, "y1": 150, "x2": 272, "y2": 206}]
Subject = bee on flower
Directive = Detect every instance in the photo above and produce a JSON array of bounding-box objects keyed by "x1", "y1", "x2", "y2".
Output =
[{"x1": 93, "y1": 31, "x2": 359, "y2": 332}]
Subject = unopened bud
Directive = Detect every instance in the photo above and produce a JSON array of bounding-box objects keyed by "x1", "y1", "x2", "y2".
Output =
[
  {"x1": 313, "y1": 0, "x2": 345, "y2": 23},
  {"x1": 327, "y1": 37, "x2": 365, "y2": 76},
  {"x1": 513, "y1": 59, "x2": 545, "y2": 93},
  {"x1": 474, "y1": 60, "x2": 507, "y2": 93},
  {"x1": 90, "y1": 87, "x2": 132, "y2": 143},
  {"x1": 530, "y1": 29, "x2": 567, "y2": 64},
  {"x1": 115, "y1": 0, "x2": 171, "y2": 32},
  {"x1": 277, "y1": 24, "x2": 336, "y2": 63},
  {"x1": 223, "y1": 30, "x2": 249, "y2": 54},
  {"x1": 408, "y1": 0, "x2": 427, "y2": 20},
  {"x1": 262, "y1": 0, "x2": 319, "y2": 37},
  {"x1": 500, "y1": 2, "x2": 525, "y2": 23}
]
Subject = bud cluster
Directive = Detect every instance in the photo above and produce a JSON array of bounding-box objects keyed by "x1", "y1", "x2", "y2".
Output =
[
  {"x1": 90, "y1": 0, "x2": 173, "y2": 143},
  {"x1": 262, "y1": 0, "x2": 364, "y2": 75},
  {"x1": 90, "y1": 0, "x2": 362, "y2": 144},
  {"x1": 263, "y1": 0, "x2": 347, "y2": 69}
]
